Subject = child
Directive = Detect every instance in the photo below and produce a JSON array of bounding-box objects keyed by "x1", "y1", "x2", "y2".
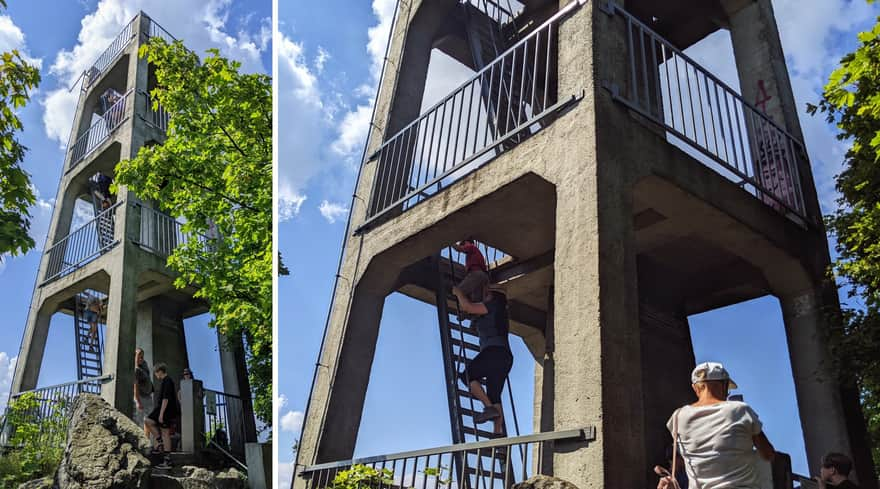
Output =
[{"x1": 452, "y1": 239, "x2": 489, "y2": 303}]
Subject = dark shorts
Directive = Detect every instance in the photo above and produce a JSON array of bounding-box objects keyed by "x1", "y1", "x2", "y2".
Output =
[
  {"x1": 147, "y1": 408, "x2": 177, "y2": 429},
  {"x1": 460, "y1": 346, "x2": 513, "y2": 404}
]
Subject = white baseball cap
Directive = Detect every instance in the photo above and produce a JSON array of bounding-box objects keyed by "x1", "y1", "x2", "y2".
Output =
[{"x1": 691, "y1": 362, "x2": 738, "y2": 389}]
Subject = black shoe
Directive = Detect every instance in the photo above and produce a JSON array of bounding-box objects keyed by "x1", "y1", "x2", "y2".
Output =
[
  {"x1": 155, "y1": 455, "x2": 172, "y2": 469},
  {"x1": 474, "y1": 406, "x2": 501, "y2": 424}
]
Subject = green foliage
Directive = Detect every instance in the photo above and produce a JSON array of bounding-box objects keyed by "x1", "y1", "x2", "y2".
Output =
[
  {"x1": 807, "y1": 6, "x2": 880, "y2": 467},
  {"x1": 0, "y1": 38, "x2": 41, "y2": 259},
  {"x1": 0, "y1": 393, "x2": 66, "y2": 487},
  {"x1": 115, "y1": 38, "x2": 272, "y2": 424},
  {"x1": 330, "y1": 465, "x2": 394, "y2": 489}
]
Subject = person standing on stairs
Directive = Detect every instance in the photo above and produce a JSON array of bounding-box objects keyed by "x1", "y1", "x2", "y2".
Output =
[
  {"x1": 453, "y1": 283, "x2": 513, "y2": 436},
  {"x1": 452, "y1": 239, "x2": 490, "y2": 303},
  {"x1": 145, "y1": 363, "x2": 179, "y2": 469}
]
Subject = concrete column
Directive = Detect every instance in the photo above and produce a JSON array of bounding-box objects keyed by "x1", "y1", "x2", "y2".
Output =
[
  {"x1": 246, "y1": 442, "x2": 272, "y2": 489},
  {"x1": 152, "y1": 305, "x2": 189, "y2": 382},
  {"x1": 534, "y1": 286, "x2": 554, "y2": 475},
  {"x1": 218, "y1": 331, "x2": 258, "y2": 451},
  {"x1": 135, "y1": 300, "x2": 155, "y2": 365},
  {"x1": 10, "y1": 306, "x2": 53, "y2": 393},
  {"x1": 180, "y1": 378, "x2": 205, "y2": 453},
  {"x1": 727, "y1": 0, "x2": 821, "y2": 219},
  {"x1": 779, "y1": 288, "x2": 851, "y2": 474},
  {"x1": 296, "y1": 285, "x2": 386, "y2": 471}
]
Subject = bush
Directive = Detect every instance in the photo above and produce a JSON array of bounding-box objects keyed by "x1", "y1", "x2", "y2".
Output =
[
  {"x1": 329, "y1": 465, "x2": 394, "y2": 489},
  {"x1": 0, "y1": 392, "x2": 66, "y2": 487}
]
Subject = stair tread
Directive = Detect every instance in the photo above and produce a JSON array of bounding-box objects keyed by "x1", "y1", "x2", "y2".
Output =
[{"x1": 462, "y1": 426, "x2": 503, "y2": 439}]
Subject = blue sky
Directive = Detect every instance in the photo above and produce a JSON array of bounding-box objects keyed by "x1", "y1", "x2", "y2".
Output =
[
  {"x1": 277, "y1": 0, "x2": 880, "y2": 486},
  {"x1": 0, "y1": 0, "x2": 270, "y2": 421}
]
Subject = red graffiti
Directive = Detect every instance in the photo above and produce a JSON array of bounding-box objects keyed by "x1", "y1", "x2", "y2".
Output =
[{"x1": 755, "y1": 79, "x2": 773, "y2": 113}]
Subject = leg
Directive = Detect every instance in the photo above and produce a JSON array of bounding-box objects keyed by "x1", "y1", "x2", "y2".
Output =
[
  {"x1": 468, "y1": 379, "x2": 493, "y2": 407},
  {"x1": 145, "y1": 417, "x2": 161, "y2": 448},
  {"x1": 485, "y1": 349, "x2": 513, "y2": 435},
  {"x1": 161, "y1": 427, "x2": 172, "y2": 454}
]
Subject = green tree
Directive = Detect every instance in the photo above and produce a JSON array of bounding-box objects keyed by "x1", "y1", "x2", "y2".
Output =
[
  {"x1": 0, "y1": 392, "x2": 66, "y2": 486},
  {"x1": 0, "y1": 0, "x2": 41, "y2": 260},
  {"x1": 114, "y1": 39, "x2": 272, "y2": 423},
  {"x1": 808, "y1": 2, "x2": 880, "y2": 466}
]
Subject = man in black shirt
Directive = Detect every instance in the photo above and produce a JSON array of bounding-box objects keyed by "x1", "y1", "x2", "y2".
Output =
[
  {"x1": 145, "y1": 363, "x2": 179, "y2": 468},
  {"x1": 817, "y1": 452, "x2": 860, "y2": 488},
  {"x1": 453, "y1": 283, "x2": 513, "y2": 436}
]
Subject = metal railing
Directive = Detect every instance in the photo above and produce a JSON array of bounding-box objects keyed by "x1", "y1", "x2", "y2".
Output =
[
  {"x1": 1, "y1": 375, "x2": 111, "y2": 447},
  {"x1": 359, "y1": 1, "x2": 584, "y2": 230},
  {"x1": 147, "y1": 17, "x2": 177, "y2": 44},
  {"x1": 609, "y1": 5, "x2": 807, "y2": 220},
  {"x1": 68, "y1": 88, "x2": 133, "y2": 170},
  {"x1": 299, "y1": 428, "x2": 595, "y2": 489},
  {"x1": 43, "y1": 201, "x2": 121, "y2": 284},
  {"x1": 466, "y1": 0, "x2": 522, "y2": 27},
  {"x1": 141, "y1": 90, "x2": 170, "y2": 131},
  {"x1": 82, "y1": 18, "x2": 137, "y2": 90},
  {"x1": 136, "y1": 204, "x2": 210, "y2": 258},
  {"x1": 203, "y1": 389, "x2": 248, "y2": 457}
]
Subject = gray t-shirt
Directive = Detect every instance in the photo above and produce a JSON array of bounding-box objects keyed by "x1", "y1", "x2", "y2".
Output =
[
  {"x1": 135, "y1": 360, "x2": 153, "y2": 398},
  {"x1": 667, "y1": 401, "x2": 765, "y2": 489}
]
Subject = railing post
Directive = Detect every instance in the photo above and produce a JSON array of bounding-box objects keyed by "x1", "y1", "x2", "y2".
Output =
[{"x1": 180, "y1": 378, "x2": 205, "y2": 453}]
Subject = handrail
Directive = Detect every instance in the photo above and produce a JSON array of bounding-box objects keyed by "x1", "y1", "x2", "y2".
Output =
[
  {"x1": 10, "y1": 375, "x2": 113, "y2": 398},
  {"x1": 609, "y1": 4, "x2": 807, "y2": 220},
  {"x1": 42, "y1": 200, "x2": 122, "y2": 284},
  {"x1": 82, "y1": 17, "x2": 137, "y2": 90},
  {"x1": 134, "y1": 203, "x2": 210, "y2": 258},
  {"x1": 302, "y1": 427, "x2": 594, "y2": 473},
  {"x1": 68, "y1": 88, "x2": 134, "y2": 170},
  {"x1": 146, "y1": 17, "x2": 177, "y2": 44},
  {"x1": 360, "y1": 0, "x2": 585, "y2": 229},
  {"x1": 139, "y1": 89, "x2": 170, "y2": 132}
]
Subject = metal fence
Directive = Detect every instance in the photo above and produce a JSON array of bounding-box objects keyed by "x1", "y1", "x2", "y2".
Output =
[
  {"x1": 82, "y1": 18, "x2": 137, "y2": 90},
  {"x1": 360, "y1": 1, "x2": 584, "y2": 229},
  {"x1": 68, "y1": 88, "x2": 133, "y2": 170},
  {"x1": 299, "y1": 428, "x2": 594, "y2": 489},
  {"x1": 43, "y1": 201, "x2": 121, "y2": 284},
  {"x1": 609, "y1": 5, "x2": 807, "y2": 219},
  {"x1": 203, "y1": 389, "x2": 248, "y2": 457},
  {"x1": 1, "y1": 376, "x2": 111, "y2": 448},
  {"x1": 147, "y1": 17, "x2": 177, "y2": 44},
  {"x1": 465, "y1": 0, "x2": 522, "y2": 26},
  {"x1": 136, "y1": 204, "x2": 209, "y2": 257},
  {"x1": 142, "y1": 90, "x2": 170, "y2": 132}
]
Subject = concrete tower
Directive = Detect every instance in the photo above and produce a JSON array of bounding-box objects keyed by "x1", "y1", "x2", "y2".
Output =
[
  {"x1": 296, "y1": 0, "x2": 876, "y2": 488},
  {"x1": 9, "y1": 13, "x2": 255, "y2": 449}
]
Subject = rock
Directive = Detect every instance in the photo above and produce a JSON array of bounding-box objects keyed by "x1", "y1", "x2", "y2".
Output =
[
  {"x1": 17, "y1": 477, "x2": 54, "y2": 489},
  {"x1": 148, "y1": 466, "x2": 247, "y2": 488},
  {"x1": 55, "y1": 394, "x2": 151, "y2": 489},
  {"x1": 512, "y1": 475, "x2": 580, "y2": 489}
]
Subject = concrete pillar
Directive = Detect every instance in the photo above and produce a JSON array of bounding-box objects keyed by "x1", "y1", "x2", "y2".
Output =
[
  {"x1": 779, "y1": 288, "x2": 852, "y2": 474},
  {"x1": 218, "y1": 331, "x2": 258, "y2": 451},
  {"x1": 296, "y1": 286, "x2": 386, "y2": 469},
  {"x1": 180, "y1": 378, "x2": 205, "y2": 453},
  {"x1": 246, "y1": 442, "x2": 272, "y2": 489},
  {"x1": 534, "y1": 286, "x2": 554, "y2": 475},
  {"x1": 726, "y1": 0, "x2": 821, "y2": 219},
  {"x1": 10, "y1": 306, "x2": 53, "y2": 393},
  {"x1": 151, "y1": 305, "x2": 189, "y2": 382},
  {"x1": 135, "y1": 301, "x2": 155, "y2": 365}
]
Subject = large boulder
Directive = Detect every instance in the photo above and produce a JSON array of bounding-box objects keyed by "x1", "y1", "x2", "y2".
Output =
[
  {"x1": 148, "y1": 466, "x2": 247, "y2": 489},
  {"x1": 54, "y1": 394, "x2": 151, "y2": 488},
  {"x1": 512, "y1": 475, "x2": 580, "y2": 489}
]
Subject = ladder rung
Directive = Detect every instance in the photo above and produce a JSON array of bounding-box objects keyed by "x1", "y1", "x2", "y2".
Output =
[
  {"x1": 462, "y1": 426, "x2": 502, "y2": 439},
  {"x1": 450, "y1": 337, "x2": 480, "y2": 352},
  {"x1": 458, "y1": 407, "x2": 480, "y2": 418},
  {"x1": 452, "y1": 353, "x2": 472, "y2": 365},
  {"x1": 449, "y1": 322, "x2": 478, "y2": 337},
  {"x1": 457, "y1": 388, "x2": 477, "y2": 399}
]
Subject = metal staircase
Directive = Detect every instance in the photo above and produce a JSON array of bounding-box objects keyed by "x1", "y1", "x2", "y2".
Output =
[
  {"x1": 462, "y1": 0, "x2": 541, "y2": 150},
  {"x1": 73, "y1": 291, "x2": 106, "y2": 393},
  {"x1": 434, "y1": 245, "x2": 521, "y2": 488}
]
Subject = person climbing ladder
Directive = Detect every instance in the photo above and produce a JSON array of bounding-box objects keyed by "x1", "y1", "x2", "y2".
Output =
[
  {"x1": 453, "y1": 283, "x2": 513, "y2": 436},
  {"x1": 83, "y1": 293, "x2": 105, "y2": 352},
  {"x1": 452, "y1": 239, "x2": 489, "y2": 303}
]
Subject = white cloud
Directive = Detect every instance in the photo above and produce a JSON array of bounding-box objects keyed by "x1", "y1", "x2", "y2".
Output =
[
  {"x1": 42, "y1": 0, "x2": 269, "y2": 147},
  {"x1": 314, "y1": 46, "x2": 330, "y2": 74},
  {"x1": 278, "y1": 183, "x2": 306, "y2": 222},
  {"x1": 278, "y1": 461, "x2": 295, "y2": 489},
  {"x1": 0, "y1": 16, "x2": 41, "y2": 68},
  {"x1": 277, "y1": 393, "x2": 289, "y2": 409},
  {"x1": 28, "y1": 192, "x2": 55, "y2": 253},
  {"x1": 330, "y1": 103, "x2": 371, "y2": 160},
  {"x1": 280, "y1": 409, "x2": 304, "y2": 434},
  {"x1": 318, "y1": 200, "x2": 348, "y2": 224},
  {"x1": 0, "y1": 353, "x2": 17, "y2": 412}
]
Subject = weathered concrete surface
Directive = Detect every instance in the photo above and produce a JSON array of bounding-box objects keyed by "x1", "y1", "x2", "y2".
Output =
[
  {"x1": 148, "y1": 466, "x2": 247, "y2": 489},
  {"x1": 56, "y1": 394, "x2": 151, "y2": 489},
  {"x1": 512, "y1": 475, "x2": 580, "y2": 489}
]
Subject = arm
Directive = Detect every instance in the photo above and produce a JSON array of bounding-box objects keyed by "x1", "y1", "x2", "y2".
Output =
[
  {"x1": 753, "y1": 431, "x2": 775, "y2": 461},
  {"x1": 159, "y1": 398, "x2": 168, "y2": 423},
  {"x1": 453, "y1": 286, "x2": 488, "y2": 315},
  {"x1": 134, "y1": 379, "x2": 141, "y2": 409},
  {"x1": 452, "y1": 242, "x2": 465, "y2": 252}
]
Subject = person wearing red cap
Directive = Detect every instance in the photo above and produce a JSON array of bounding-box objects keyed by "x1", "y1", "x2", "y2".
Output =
[
  {"x1": 657, "y1": 362, "x2": 776, "y2": 489},
  {"x1": 452, "y1": 239, "x2": 489, "y2": 303}
]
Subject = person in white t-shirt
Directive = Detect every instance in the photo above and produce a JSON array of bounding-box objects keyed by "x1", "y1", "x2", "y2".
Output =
[{"x1": 657, "y1": 362, "x2": 776, "y2": 489}]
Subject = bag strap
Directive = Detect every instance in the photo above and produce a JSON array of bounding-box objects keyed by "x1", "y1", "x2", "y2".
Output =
[{"x1": 671, "y1": 408, "x2": 681, "y2": 489}]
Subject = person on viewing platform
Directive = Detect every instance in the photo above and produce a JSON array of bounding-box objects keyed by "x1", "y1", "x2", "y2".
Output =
[
  {"x1": 816, "y1": 452, "x2": 859, "y2": 489},
  {"x1": 453, "y1": 283, "x2": 512, "y2": 436},
  {"x1": 452, "y1": 239, "x2": 489, "y2": 303},
  {"x1": 657, "y1": 362, "x2": 776, "y2": 489}
]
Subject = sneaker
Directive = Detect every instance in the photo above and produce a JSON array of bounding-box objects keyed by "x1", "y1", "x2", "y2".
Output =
[
  {"x1": 155, "y1": 455, "x2": 172, "y2": 469},
  {"x1": 474, "y1": 406, "x2": 501, "y2": 424}
]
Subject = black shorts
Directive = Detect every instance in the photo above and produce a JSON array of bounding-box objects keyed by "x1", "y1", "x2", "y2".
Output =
[
  {"x1": 460, "y1": 346, "x2": 513, "y2": 404},
  {"x1": 147, "y1": 408, "x2": 177, "y2": 429}
]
